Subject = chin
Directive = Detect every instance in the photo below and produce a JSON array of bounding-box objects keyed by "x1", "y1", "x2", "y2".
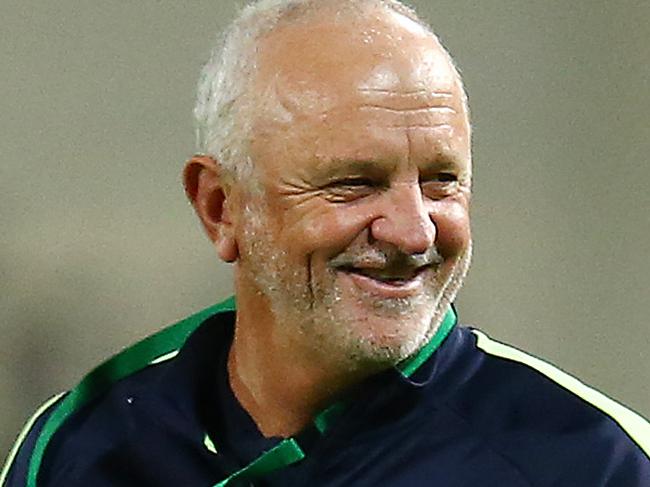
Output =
[
  {"x1": 319, "y1": 246, "x2": 472, "y2": 365},
  {"x1": 316, "y1": 289, "x2": 440, "y2": 366}
]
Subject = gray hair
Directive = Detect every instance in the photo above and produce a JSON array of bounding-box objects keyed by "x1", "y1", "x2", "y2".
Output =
[{"x1": 194, "y1": 0, "x2": 464, "y2": 181}]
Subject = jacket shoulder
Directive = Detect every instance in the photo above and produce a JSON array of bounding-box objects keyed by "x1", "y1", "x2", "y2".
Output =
[
  {"x1": 1, "y1": 394, "x2": 65, "y2": 487},
  {"x1": 451, "y1": 328, "x2": 650, "y2": 484},
  {"x1": 1, "y1": 297, "x2": 235, "y2": 487}
]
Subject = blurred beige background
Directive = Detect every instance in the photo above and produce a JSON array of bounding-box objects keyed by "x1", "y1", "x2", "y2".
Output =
[{"x1": 2, "y1": 0, "x2": 648, "y2": 460}]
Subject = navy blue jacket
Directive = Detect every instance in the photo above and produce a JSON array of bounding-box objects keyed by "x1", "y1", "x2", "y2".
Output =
[{"x1": 3, "y1": 299, "x2": 649, "y2": 486}]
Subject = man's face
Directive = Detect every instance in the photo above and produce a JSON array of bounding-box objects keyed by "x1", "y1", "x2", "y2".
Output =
[{"x1": 234, "y1": 11, "x2": 472, "y2": 368}]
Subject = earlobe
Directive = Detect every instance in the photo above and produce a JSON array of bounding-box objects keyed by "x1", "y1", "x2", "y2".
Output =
[{"x1": 183, "y1": 155, "x2": 239, "y2": 262}]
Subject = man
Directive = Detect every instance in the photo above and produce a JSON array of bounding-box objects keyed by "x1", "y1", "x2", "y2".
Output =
[{"x1": 3, "y1": 0, "x2": 649, "y2": 485}]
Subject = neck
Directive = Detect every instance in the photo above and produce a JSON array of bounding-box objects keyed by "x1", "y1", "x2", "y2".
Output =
[{"x1": 228, "y1": 277, "x2": 381, "y2": 438}]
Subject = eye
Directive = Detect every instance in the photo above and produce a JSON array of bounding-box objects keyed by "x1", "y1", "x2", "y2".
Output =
[
  {"x1": 420, "y1": 172, "x2": 459, "y2": 199},
  {"x1": 329, "y1": 177, "x2": 374, "y2": 187},
  {"x1": 436, "y1": 172, "x2": 458, "y2": 183},
  {"x1": 419, "y1": 172, "x2": 458, "y2": 185},
  {"x1": 322, "y1": 177, "x2": 377, "y2": 202},
  {"x1": 422, "y1": 172, "x2": 457, "y2": 183}
]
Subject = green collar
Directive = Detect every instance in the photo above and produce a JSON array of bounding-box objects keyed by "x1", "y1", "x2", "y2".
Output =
[
  {"x1": 397, "y1": 305, "x2": 458, "y2": 378},
  {"x1": 216, "y1": 304, "x2": 457, "y2": 487},
  {"x1": 313, "y1": 305, "x2": 457, "y2": 433}
]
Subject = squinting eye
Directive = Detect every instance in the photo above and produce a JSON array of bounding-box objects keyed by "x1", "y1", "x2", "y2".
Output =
[
  {"x1": 322, "y1": 178, "x2": 377, "y2": 203},
  {"x1": 420, "y1": 173, "x2": 458, "y2": 185},
  {"x1": 420, "y1": 173, "x2": 459, "y2": 199},
  {"x1": 330, "y1": 178, "x2": 374, "y2": 187},
  {"x1": 434, "y1": 173, "x2": 458, "y2": 182}
]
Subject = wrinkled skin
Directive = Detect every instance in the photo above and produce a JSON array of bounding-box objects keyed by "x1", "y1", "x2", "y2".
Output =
[{"x1": 185, "y1": 6, "x2": 472, "y2": 437}]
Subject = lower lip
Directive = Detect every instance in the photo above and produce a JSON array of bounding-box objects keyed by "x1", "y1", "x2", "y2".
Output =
[{"x1": 341, "y1": 270, "x2": 424, "y2": 298}]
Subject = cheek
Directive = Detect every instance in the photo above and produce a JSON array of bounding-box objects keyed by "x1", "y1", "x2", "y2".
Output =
[
  {"x1": 282, "y1": 206, "x2": 372, "y2": 260},
  {"x1": 309, "y1": 210, "x2": 368, "y2": 252},
  {"x1": 430, "y1": 201, "x2": 471, "y2": 259},
  {"x1": 267, "y1": 195, "x2": 470, "y2": 262}
]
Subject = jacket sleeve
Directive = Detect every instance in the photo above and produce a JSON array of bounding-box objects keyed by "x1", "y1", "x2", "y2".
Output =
[{"x1": 1, "y1": 394, "x2": 64, "y2": 487}]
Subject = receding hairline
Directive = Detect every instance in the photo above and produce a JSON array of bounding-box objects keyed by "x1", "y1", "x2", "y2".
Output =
[
  {"x1": 262, "y1": 0, "x2": 427, "y2": 30},
  {"x1": 255, "y1": 0, "x2": 451, "y2": 65}
]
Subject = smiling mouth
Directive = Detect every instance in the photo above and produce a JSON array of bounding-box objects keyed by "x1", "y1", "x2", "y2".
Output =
[
  {"x1": 338, "y1": 265, "x2": 429, "y2": 286},
  {"x1": 336, "y1": 266, "x2": 429, "y2": 298}
]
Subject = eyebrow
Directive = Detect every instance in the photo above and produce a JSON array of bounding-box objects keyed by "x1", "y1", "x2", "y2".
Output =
[
  {"x1": 313, "y1": 159, "x2": 396, "y2": 181},
  {"x1": 418, "y1": 159, "x2": 463, "y2": 175},
  {"x1": 311, "y1": 157, "x2": 463, "y2": 182}
]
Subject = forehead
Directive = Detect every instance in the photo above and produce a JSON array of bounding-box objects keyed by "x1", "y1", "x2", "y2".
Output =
[
  {"x1": 256, "y1": 9, "x2": 461, "y2": 103},
  {"x1": 249, "y1": 9, "x2": 470, "y2": 174}
]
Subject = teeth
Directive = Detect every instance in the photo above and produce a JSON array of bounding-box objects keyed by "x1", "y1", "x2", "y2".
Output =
[
  {"x1": 354, "y1": 269, "x2": 414, "y2": 281},
  {"x1": 377, "y1": 276, "x2": 404, "y2": 282}
]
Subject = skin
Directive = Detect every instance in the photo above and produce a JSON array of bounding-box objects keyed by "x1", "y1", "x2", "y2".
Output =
[{"x1": 184, "y1": 7, "x2": 472, "y2": 437}]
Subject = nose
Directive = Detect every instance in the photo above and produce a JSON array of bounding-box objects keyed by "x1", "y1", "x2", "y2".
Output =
[{"x1": 369, "y1": 182, "x2": 436, "y2": 255}]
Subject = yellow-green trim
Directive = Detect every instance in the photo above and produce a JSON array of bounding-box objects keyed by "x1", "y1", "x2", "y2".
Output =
[
  {"x1": 149, "y1": 350, "x2": 179, "y2": 365},
  {"x1": 203, "y1": 433, "x2": 218, "y2": 455},
  {"x1": 472, "y1": 329, "x2": 650, "y2": 458},
  {"x1": 1, "y1": 392, "x2": 65, "y2": 487}
]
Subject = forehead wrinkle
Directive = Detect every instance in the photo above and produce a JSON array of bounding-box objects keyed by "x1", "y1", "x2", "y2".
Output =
[
  {"x1": 385, "y1": 124, "x2": 453, "y2": 130},
  {"x1": 358, "y1": 87, "x2": 464, "y2": 116},
  {"x1": 360, "y1": 88, "x2": 424, "y2": 94},
  {"x1": 357, "y1": 101, "x2": 458, "y2": 133},
  {"x1": 358, "y1": 88, "x2": 453, "y2": 96},
  {"x1": 359, "y1": 106, "x2": 456, "y2": 114}
]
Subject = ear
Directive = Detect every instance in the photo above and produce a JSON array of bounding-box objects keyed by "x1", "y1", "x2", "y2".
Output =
[{"x1": 183, "y1": 155, "x2": 239, "y2": 262}]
